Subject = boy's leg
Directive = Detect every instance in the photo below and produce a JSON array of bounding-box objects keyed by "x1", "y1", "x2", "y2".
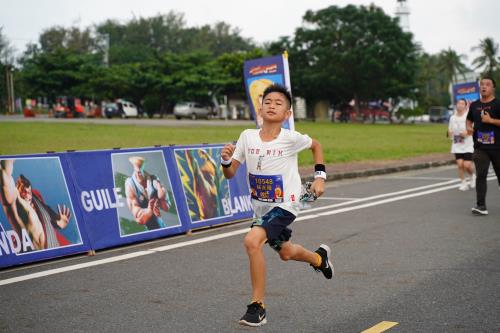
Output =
[
  {"x1": 243, "y1": 206, "x2": 295, "y2": 304},
  {"x1": 240, "y1": 227, "x2": 268, "y2": 327},
  {"x1": 278, "y1": 241, "x2": 320, "y2": 265},
  {"x1": 243, "y1": 226, "x2": 268, "y2": 303},
  {"x1": 279, "y1": 241, "x2": 334, "y2": 279}
]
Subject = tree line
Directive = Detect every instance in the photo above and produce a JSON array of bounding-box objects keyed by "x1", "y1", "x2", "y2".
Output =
[{"x1": 1, "y1": 5, "x2": 499, "y2": 116}]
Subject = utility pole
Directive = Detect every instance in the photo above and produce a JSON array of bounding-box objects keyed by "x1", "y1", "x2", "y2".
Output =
[{"x1": 5, "y1": 65, "x2": 14, "y2": 114}]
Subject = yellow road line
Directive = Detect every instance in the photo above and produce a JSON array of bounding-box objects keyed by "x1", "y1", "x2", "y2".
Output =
[{"x1": 361, "y1": 321, "x2": 398, "y2": 333}]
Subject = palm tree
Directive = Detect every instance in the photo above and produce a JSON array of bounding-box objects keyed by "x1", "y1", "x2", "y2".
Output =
[
  {"x1": 437, "y1": 47, "x2": 468, "y2": 84},
  {"x1": 471, "y1": 37, "x2": 499, "y2": 77}
]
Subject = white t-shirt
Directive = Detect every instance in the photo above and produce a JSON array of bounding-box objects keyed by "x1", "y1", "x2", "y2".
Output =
[
  {"x1": 232, "y1": 128, "x2": 313, "y2": 217},
  {"x1": 448, "y1": 113, "x2": 473, "y2": 153}
]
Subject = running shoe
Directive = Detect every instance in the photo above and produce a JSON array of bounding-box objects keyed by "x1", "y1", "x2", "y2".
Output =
[
  {"x1": 469, "y1": 174, "x2": 477, "y2": 189},
  {"x1": 458, "y1": 181, "x2": 469, "y2": 191},
  {"x1": 472, "y1": 206, "x2": 488, "y2": 216},
  {"x1": 311, "y1": 244, "x2": 334, "y2": 279},
  {"x1": 239, "y1": 302, "x2": 267, "y2": 327}
]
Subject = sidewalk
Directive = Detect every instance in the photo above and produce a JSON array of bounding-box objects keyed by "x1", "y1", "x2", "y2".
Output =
[{"x1": 299, "y1": 152, "x2": 454, "y2": 182}]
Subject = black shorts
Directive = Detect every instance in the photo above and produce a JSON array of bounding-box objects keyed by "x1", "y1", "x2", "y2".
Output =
[
  {"x1": 251, "y1": 207, "x2": 295, "y2": 252},
  {"x1": 455, "y1": 153, "x2": 473, "y2": 161}
]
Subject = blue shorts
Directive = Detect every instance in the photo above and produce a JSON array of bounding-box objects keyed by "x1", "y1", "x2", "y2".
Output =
[{"x1": 251, "y1": 207, "x2": 295, "y2": 252}]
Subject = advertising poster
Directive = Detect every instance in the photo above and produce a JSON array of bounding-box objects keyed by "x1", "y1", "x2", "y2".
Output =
[
  {"x1": 452, "y1": 81, "x2": 480, "y2": 104},
  {"x1": 0, "y1": 157, "x2": 83, "y2": 257},
  {"x1": 111, "y1": 151, "x2": 181, "y2": 237},
  {"x1": 174, "y1": 147, "x2": 232, "y2": 223},
  {"x1": 243, "y1": 53, "x2": 294, "y2": 130},
  {"x1": 1, "y1": 145, "x2": 253, "y2": 268},
  {"x1": 66, "y1": 148, "x2": 187, "y2": 251}
]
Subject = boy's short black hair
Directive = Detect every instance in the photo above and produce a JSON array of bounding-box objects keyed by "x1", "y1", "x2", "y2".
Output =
[
  {"x1": 481, "y1": 76, "x2": 497, "y2": 88},
  {"x1": 262, "y1": 84, "x2": 292, "y2": 107}
]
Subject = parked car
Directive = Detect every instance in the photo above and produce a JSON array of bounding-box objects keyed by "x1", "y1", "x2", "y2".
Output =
[
  {"x1": 429, "y1": 106, "x2": 452, "y2": 123},
  {"x1": 173, "y1": 102, "x2": 212, "y2": 120},
  {"x1": 405, "y1": 114, "x2": 430, "y2": 123},
  {"x1": 104, "y1": 99, "x2": 139, "y2": 118}
]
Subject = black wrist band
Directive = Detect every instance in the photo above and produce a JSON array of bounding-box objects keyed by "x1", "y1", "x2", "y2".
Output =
[
  {"x1": 314, "y1": 164, "x2": 326, "y2": 172},
  {"x1": 222, "y1": 162, "x2": 232, "y2": 168}
]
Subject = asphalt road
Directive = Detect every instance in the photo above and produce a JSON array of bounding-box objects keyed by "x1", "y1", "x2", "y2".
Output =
[{"x1": 1, "y1": 166, "x2": 499, "y2": 333}]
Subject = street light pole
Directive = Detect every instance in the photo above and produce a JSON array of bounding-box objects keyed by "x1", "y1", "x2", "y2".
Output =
[{"x1": 5, "y1": 65, "x2": 14, "y2": 114}]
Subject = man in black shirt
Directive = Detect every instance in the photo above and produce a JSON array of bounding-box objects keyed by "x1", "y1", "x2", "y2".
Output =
[{"x1": 466, "y1": 77, "x2": 500, "y2": 215}]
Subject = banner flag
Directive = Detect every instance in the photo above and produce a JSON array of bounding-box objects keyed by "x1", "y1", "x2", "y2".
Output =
[
  {"x1": 452, "y1": 81, "x2": 480, "y2": 104},
  {"x1": 243, "y1": 52, "x2": 294, "y2": 130}
]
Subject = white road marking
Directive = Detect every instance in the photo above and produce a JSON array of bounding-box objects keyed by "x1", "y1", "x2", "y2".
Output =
[
  {"x1": 149, "y1": 229, "x2": 250, "y2": 252},
  {"x1": 0, "y1": 251, "x2": 153, "y2": 286},
  {"x1": 318, "y1": 197, "x2": 360, "y2": 201},
  {"x1": 0, "y1": 176, "x2": 496, "y2": 286},
  {"x1": 298, "y1": 183, "x2": 459, "y2": 220},
  {"x1": 389, "y1": 176, "x2": 455, "y2": 180},
  {"x1": 301, "y1": 178, "x2": 461, "y2": 214}
]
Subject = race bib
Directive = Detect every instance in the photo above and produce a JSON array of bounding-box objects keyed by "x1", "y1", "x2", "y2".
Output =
[
  {"x1": 249, "y1": 173, "x2": 284, "y2": 203},
  {"x1": 453, "y1": 135, "x2": 464, "y2": 144},
  {"x1": 477, "y1": 131, "x2": 495, "y2": 144}
]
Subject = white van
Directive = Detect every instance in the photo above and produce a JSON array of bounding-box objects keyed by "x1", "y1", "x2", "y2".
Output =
[
  {"x1": 117, "y1": 99, "x2": 139, "y2": 118},
  {"x1": 174, "y1": 102, "x2": 211, "y2": 120}
]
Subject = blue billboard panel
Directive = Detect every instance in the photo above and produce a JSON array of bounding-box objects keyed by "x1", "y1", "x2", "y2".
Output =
[
  {"x1": 172, "y1": 145, "x2": 253, "y2": 229},
  {"x1": 0, "y1": 144, "x2": 253, "y2": 268},
  {"x1": 66, "y1": 148, "x2": 187, "y2": 250},
  {"x1": 111, "y1": 151, "x2": 181, "y2": 237},
  {"x1": 0, "y1": 155, "x2": 90, "y2": 268}
]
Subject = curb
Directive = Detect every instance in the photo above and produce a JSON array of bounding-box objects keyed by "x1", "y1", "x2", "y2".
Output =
[{"x1": 300, "y1": 159, "x2": 455, "y2": 183}]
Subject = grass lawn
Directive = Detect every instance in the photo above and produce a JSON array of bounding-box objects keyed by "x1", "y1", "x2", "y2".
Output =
[{"x1": 0, "y1": 121, "x2": 450, "y2": 166}]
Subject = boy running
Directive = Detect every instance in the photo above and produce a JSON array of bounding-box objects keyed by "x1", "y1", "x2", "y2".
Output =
[{"x1": 221, "y1": 84, "x2": 333, "y2": 327}]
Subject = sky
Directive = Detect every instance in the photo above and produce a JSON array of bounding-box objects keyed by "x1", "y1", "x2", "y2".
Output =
[{"x1": 1, "y1": 0, "x2": 500, "y2": 67}]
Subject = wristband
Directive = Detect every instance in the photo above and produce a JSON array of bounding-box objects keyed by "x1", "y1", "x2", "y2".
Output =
[
  {"x1": 314, "y1": 171, "x2": 327, "y2": 180},
  {"x1": 314, "y1": 164, "x2": 326, "y2": 172},
  {"x1": 221, "y1": 157, "x2": 232, "y2": 168}
]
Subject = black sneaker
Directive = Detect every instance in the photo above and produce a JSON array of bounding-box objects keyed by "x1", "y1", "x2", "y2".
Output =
[
  {"x1": 472, "y1": 206, "x2": 488, "y2": 216},
  {"x1": 311, "y1": 244, "x2": 334, "y2": 279},
  {"x1": 239, "y1": 302, "x2": 267, "y2": 327}
]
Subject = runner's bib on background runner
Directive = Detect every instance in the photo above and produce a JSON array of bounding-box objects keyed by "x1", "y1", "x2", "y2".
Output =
[
  {"x1": 249, "y1": 173, "x2": 284, "y2": 203},
  {"x1": 477, "y1": 131, "x2": 495, "y2": 144},
  {"x1": 453, "y1": 135, "x2": 464, "y2": 144}
]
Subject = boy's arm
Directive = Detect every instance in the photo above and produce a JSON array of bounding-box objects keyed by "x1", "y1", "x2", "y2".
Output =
[
  {"x1": 221, "y1": 143, "x2": 241, "y2": 179},
  {"x1": 310, "y1": 139, "x2": 325, "y2": 197}
]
